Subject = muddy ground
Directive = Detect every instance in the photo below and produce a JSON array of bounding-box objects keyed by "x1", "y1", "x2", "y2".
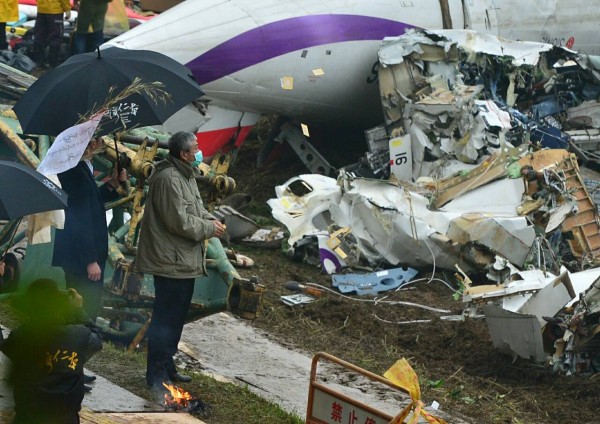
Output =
[{"x1": 224, "y1": 136, "x2": 600, "y2": 424}]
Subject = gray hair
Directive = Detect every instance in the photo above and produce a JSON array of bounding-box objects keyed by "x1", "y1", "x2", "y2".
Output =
[{"x1": 168, "y1": 131, "x2": 197, "y2": 157}]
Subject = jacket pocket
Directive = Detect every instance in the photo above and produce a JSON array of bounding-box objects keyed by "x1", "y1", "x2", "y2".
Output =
[{"x1": 174, "y1": 244, "x2": 197, "y2": 271}]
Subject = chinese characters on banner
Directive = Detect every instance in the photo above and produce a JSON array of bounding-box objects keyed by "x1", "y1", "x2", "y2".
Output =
[
  {"x1": 106, "y1": 101, "x2": 140, "y2": 127},
  {"x1": 36, "y1": 112, "x2": 105, "y2": 176}
]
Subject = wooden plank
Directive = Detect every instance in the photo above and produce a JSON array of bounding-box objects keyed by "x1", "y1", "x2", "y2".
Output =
[{"x1": 80, "y1": 409, "x2": 205, "y2": 423}]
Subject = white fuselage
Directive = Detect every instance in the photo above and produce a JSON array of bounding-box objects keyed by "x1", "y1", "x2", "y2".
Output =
[{"x1": 107, "y1": 0, "x2": 600, "y2": 132}]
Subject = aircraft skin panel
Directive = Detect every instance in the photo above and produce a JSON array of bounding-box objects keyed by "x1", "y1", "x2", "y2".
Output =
[
  {"x1": 196, "y1": 125, "x2": 255, "y2": 157},
  {"x1": 202, "y1": 40, "x2": 384, "y2": 125},
  {"x1": 108, "y1": 0, "x2": 447, "y2": 73},
  {"x1": 106, "y1": 0, "x2": 600, "y2": 142},
  {"x1": 493, "y1": 0, "x2": 600, "y2": 54},
  {"x1": 464, "y1": 0, "x2": 600, "y2": 54},
  {"x1": 187, "y1": 15, "x2": 414, "y2": 85}
]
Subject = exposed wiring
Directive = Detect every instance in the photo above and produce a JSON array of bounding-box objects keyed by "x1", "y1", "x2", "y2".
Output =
[
  {"x1": 303, "y1": 282, "x2": 450, "y2": 313},
  {"x1": 371, "y1": 313, "x2": 431, "y2": 325}
]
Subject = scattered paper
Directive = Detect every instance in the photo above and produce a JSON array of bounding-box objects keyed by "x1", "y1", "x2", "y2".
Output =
[{"x1": 281, "y1": 294, "x2": 315, "y2": 306}]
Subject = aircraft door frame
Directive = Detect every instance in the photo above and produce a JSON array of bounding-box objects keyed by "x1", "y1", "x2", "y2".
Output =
[
  {"x1": 440, "y1": 0, "x2": 466, "y2": 29},
  {"x1": 462, "y1": 0, "x2": 499, "y2": 34}
]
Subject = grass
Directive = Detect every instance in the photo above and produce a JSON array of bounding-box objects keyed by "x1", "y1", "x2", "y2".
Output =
[
  {"x1": 0, "y1": 302, "x2": 304, "y2": 424},
  {"x1": 87, "y1": 343, "x2": 304, "y2": 424}
]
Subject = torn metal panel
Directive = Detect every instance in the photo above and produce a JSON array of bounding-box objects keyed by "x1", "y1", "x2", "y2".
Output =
[
  {"x1": 483, "y1": 304, "x2": 547, "y2": 362},
  {"x1": 550, "y1": 272, "x2": 600, "y2": 374},
  {"x1": 565, "y1": 267, "x2": 600, "y2": 307},
  {"x1": 446, "y1": 213, "x2": 535, "y2": 266},
  {"x1": 545, "y1": 203, "x2": 574, "y2": 233},
  {"x1": 379, "y1": 28, "x2": 559, "y2": 68},
  {"x1": 441, "y1": 178, "x2": 525, "y2": 216},
  {"x1": 334, "y1": 175, "x2": 534, "y2": 271},
  {"x1": 517, "y1": 270, "x2": 575, "y2": 326},
  {"x1": 332, "y1": 267, "x2": 418, "y2": 296},
  {"x1": 432, "y1": 147, "x2": 525, "y2": 209},
  {"x1": 211, "y1": 205, "x2": 259, "y2": 241},
  {"x1": 269, "y1": 168, "x2": 537, "y2": 272},
  {"x1": 374, "y1": 27, "x2": 598, "y2": 190},
  {"x1": 463, "y1": 278, "x2": 548, "y2": 305},
  {"x1": 267, "y1": 174, "x2": 340, "y2": 245},
  {"x1": 331, "y1": 177, "x2": 466, "y2": 270},
  {"x1": 470, "y1": 267, "x2": 600, "y2": 366},
  {"x1": 378, "y1": 32, "x2": 459, "y2": 67}
]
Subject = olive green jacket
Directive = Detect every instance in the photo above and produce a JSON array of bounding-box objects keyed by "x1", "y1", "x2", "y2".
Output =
[{"x1": 136, "y1": 155, "x2": 215, "y2": 278}]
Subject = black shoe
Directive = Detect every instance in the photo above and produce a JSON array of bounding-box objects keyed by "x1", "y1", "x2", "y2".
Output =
[
  {"x1": 168, "y1": 372, "x2": 192, "y2": 383},
  {"x1": 84, "y1": 374, "x2": 96, "y2": 384},
  {"x1": 84, "y1": 384, "x2": 92, "y2": 392}
]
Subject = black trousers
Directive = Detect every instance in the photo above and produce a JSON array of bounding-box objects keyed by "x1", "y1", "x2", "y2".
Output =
[
  {"x1": 0, "y1": 23, "x2": 6, "y2": 50},
  {"x1": 64, "y1": 270, "x2": 104, "y2": 322},
  {"x1": 146, "y1": 276, "x2": 195, "y2": 386}
]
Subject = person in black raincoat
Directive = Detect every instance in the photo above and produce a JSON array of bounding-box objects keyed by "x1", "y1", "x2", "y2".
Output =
[{"x1": 0, "y1": 278, "x2": 102, "y2": 424}]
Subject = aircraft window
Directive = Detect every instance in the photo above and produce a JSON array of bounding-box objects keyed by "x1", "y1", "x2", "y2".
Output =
[
  {"x1": 301, "y1": 50, "x2": 308, "y2": 58},
  {"x1": 326, "y1": 50, "x2": 331, "y2": 55},
  {"x1": 286, "y1": 180, "x2": 313, "y2": 196}
]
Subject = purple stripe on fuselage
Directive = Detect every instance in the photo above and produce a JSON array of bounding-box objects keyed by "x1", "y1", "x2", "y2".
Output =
[{"x1": 187, "y1": 14, "x2": 412, "y2": 85}]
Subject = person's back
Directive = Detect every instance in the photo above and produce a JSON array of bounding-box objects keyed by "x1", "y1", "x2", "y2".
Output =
[
  {"x1": 0, "y1": 279, "x2": 102, "y2": 423},
  {"x1": 4, "y1": 324, "x2": 98, "y2": 423}
]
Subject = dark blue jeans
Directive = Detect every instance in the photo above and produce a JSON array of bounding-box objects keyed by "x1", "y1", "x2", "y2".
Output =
[{"x1": 146, "y1": 276, "x2": 195, "y2": 386}]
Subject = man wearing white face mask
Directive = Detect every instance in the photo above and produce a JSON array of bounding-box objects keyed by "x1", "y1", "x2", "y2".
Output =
[{"x1": 136, "y1": 131, "x2": 225, "y2": 396}]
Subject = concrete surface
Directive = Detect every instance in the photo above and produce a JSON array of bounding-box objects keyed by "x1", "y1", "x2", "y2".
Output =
[{"x1": 179, "y1": 312, "x2": 472, "y2": 423}]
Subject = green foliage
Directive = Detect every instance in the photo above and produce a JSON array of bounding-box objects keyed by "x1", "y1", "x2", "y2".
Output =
[{"x1": 427, "y1": 378, "x2": 445, "y2": 389}]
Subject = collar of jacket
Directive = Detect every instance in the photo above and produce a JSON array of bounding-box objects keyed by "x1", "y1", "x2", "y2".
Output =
[{"x1": 164, "y1": 155, "x2": 196, "y2": 179}]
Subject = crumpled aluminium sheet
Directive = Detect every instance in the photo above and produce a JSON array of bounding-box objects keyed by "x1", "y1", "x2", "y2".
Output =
[
  {"x1": 270, "y1": 174, "x2": 535, "y2": 272},
  {"x1": 379, "y1": 29, "x2": 559, "y2": 68}
]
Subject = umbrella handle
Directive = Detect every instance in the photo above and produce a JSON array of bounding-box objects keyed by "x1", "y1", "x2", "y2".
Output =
[{"x1": 113, "y1": 133, "x2": 122, "y2": 175}]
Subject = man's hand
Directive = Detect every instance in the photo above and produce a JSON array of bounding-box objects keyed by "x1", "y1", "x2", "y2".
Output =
[
  {"x1": 65, "y1": 11, "x2": 71, "y2": 20},
  {"x1": 213, "y1": 221, "x2": 226, "y2": 238},
  {"x1": 87, "y1": 262, "x2": 101, "y2": 281},
  {"x1": 110, "y1": 167, "x2": 128, "y2": 188}
]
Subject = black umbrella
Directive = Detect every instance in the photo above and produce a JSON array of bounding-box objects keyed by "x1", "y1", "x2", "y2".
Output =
[
  {"x1": 13, "y1": 46, "x2": 205, "y2": 136},
  {"x1": 0, "y1": 160, "x2": 68, "y2": 220}
]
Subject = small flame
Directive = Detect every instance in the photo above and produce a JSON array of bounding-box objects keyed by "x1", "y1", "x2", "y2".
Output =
[{"x1": 163, "y1": 382, "x2": 194, "y2": 409}]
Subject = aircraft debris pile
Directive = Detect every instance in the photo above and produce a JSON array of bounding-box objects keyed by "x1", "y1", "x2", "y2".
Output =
[{"x1": 269, "y1": 30, "x2": 600, "y2": 373}]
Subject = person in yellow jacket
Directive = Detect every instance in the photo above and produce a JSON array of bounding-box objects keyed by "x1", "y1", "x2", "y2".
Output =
[
  {"x1": 34, "y1": 0, "x2": 71, "y2": 67},
  {"x1": 0, "y1": 0, "x2": 18, "y2": 51}
]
